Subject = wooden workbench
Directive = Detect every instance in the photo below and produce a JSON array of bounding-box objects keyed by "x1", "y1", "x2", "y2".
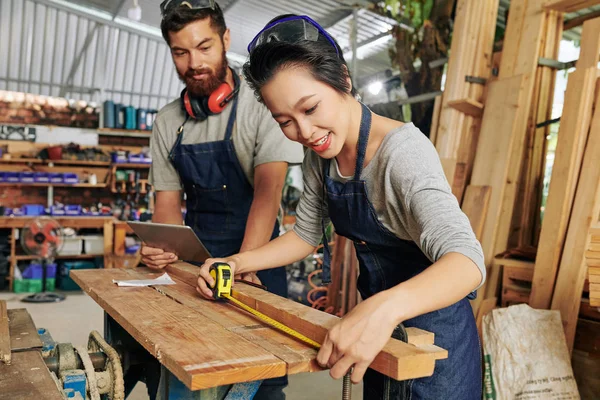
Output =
[{"x1": 71, "y1": 265, "x2": 447, "y2": 391}]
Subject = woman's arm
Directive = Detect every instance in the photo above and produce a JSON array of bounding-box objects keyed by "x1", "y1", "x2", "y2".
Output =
[{"x1": 196, "y1": 229, "x2": 316, "y2": 298}]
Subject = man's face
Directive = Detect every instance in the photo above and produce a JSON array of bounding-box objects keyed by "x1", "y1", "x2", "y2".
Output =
[{"x1": 168, "y1": 18, "x2": 230, "y2": 97}]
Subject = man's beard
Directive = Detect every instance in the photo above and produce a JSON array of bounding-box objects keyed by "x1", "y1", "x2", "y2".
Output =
[{"x1": 179, "y1": 51, "x2": 228, "y2": 97}]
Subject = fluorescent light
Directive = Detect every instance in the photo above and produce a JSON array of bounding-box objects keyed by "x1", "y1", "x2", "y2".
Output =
[{"x1": 368, "y1": 81, "x2": 382, "y2": 95}]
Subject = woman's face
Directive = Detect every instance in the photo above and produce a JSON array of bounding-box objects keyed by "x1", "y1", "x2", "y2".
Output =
[{"x1": 260, "y1": 66, "x2": 351, "y2": 158}]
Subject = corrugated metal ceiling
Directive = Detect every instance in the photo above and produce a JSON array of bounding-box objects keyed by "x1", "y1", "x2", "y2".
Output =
[{"x1": 0, "y1": 0, "x2": 594, "y2": 111}]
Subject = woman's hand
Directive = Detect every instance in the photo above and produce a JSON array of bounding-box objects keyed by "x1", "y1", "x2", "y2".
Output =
[
  {"x1": 316, "y1": 291, "x2": 400, "y2": 384},
  {"x1": 196, "y1": 257, "x2": 239, "y2": 300}
]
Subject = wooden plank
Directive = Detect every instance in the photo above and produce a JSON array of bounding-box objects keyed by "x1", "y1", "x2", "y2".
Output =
[
  {"x1": 513, "y1": 11, "x2": 562, "y2": 248},
  {"x1": 461, "y1": 185, "x2": 492, "y2": 241},
  {"x1": 0, "y1": 350, "x2": 64, "y2": 400},
  {"x1": 435, "y1": 0, "x2": 479, "y2": 172},
  {"x1": 447, "y1": 98, "x2": 483, "y2": 117},
  {"x1": 70, "y1": 268, "x2": 287, "y2": 390},
  {"x1": 577, "y1": 17, "x2": 600, "y2": 69},
  {"x1": 551, "y1": 80, "x2": 600, "y2": 352},
  {"x1": 545, "y1": 0, "x2": 600, "y2": 13},
  {"x1": 7, "y1": 309, "x2": 42, "y2": 352},
  {"x1": 0, "y1": 301, "x2": 9, "y2": 364},
  {"x1": 165, "y1": 262, "x2": 445, "y2": 381},
  {"x1": 588, "y1": 259, "x2": 600, "y2": 267},
  {"x1": 103, "y1": 220, "x2": 114, "y2": 268},
  {"x1": 429, "y1": 94, "x2": 442, "y2": 145},
  {"x1": 492, "y1": 257, "x2": 534, "y2": 269},
  {"x1": 468, "y1": 74, "x2": 527, "y2": 309},
  {"x1": 485, "y1": 0, "x2": 554, "y2": 290},
  {"x1": 152, "y1": 274, "x2": 321, "y2": 376},
  {"x1": 586, "y1": 250, "x2": 600, "y2": 259},
  {"x1": 529, "y1": 68, "x2": 598, "y2": 309},
  {"x1": 114, "y1": 222, "x2": 127, "y2": 256},
  {"x1": 588, "y1": 243, "x2": 600, "y2": 252},
  {"x1": 579, "y1": 298, "x2": 600, "y2": 320}
]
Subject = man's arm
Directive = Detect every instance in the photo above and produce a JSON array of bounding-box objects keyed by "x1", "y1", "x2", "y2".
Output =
[
  {"x1": 141, "y1": 190, "x2": 183, "y2": 269},
  {"x1": 239, "y1": 162, "x2": 288, "y2": 253}
]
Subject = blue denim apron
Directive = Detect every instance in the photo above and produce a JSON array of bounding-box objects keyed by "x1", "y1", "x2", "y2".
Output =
[
  {"x1": 169, "y1": 94, "x2": 288, "y2": 391},
  {"x1": 321, "y1": 103, "x2": 481, "y2": 399}
]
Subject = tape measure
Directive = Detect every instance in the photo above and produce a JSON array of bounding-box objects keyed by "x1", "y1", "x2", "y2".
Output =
[{"x1": 209, "y1": 263, "x2": 321, "y2": 349}]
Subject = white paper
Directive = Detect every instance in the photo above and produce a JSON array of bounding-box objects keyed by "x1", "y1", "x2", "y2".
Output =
[{"x1": 112, "y1": 272, "x2": 176, "y2": 287}]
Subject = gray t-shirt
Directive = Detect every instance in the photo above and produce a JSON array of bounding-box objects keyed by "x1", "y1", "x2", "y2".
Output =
[
  {"x1": 294, "y1": 123, "x2": 486, "y2": 288},
  {"x1": 149, "y1": 77, "x2": 304, "y2": 190}
]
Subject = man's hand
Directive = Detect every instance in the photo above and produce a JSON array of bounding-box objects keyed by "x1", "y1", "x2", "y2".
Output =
[{"x1": 141, "y1": 245, "x2": 178, "y2": 269}]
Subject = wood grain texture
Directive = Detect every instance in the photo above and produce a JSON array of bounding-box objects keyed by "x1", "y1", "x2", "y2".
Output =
[
  {"x1": 530, "y1": 68, "x2": 598, "y2": 309},
  {"x1": 545, "y1": 0, "x2": 600, "y2": 13},
  {"x1": 551, "y1": 80, "x2": 600, "y2": 352},
  {"x1": 0, "y1": 216, "x2": 113, "y2": 229},
  {"x1": 70, "y1": 268, "x2": 286, "y2": 390},
  {"x1": 468, "y1": 74, "x2": 526, "y2": 311},
  {"x1": 165, "y1": 262, "x2": 445, "y2": 381},
  {"x1": 461, "y1": 185, "x2": 492, "y2": 241},
  {"x1": 469, "y1": 0, "x2": 554, "y2": 312},
  {"x1": 0, "y1": 350, "x2": 64, "y2": 400},
  {"x1": 7, "y1": 309, "x2": 42, "y2": 352},
  {"x1": 0, "y1": 301, "x2": 9, "y2": 364}
]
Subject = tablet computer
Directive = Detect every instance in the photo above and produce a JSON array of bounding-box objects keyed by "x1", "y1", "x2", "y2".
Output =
[{"x1": 127, "y1": 221, "x2": 212, "y2": 263}]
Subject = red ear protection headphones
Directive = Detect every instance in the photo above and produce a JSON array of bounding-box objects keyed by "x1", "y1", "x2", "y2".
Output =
[{"x1": 181, "y1": 69, "x2": 240, "y2": 121}]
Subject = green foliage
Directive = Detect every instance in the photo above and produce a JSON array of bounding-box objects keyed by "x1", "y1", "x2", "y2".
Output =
[{"x1": 380, "y1": 0, "x2": 434, "y2": 30}]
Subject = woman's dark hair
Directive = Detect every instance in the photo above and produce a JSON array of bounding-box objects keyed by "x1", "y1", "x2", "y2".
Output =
[
  {"x1": 161, "y1": 3, "x2": 227, "y2": 46},
  {"x1": 243, "y1": 14, "x2": 357, "y2": 102}
]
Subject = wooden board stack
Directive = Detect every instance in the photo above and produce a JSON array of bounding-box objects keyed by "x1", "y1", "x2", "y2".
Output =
[
  {"x1": 465, "y1": 0, "x2": 562, "y2": 314},
  {"x1": 433, "y1": 0, "x2": 499, "y2": 204}
]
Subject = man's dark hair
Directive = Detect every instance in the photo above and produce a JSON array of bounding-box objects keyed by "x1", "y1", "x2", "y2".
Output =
[
  {"x1": 243, "y1": 15, "x2": 357, "y2": 102},
  {"x1": 160, "y1": 3, "x2": 227, "y2": 45}
]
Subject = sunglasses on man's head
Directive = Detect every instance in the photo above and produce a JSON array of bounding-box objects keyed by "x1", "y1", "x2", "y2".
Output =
[{"x1": 160, "y1": 0, "x2": 216, "y2": 17}]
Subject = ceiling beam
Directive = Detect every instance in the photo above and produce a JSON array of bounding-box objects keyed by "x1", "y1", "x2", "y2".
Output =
[{"x1": 564, "y1": 9, "x2": 600, "y2": 30}]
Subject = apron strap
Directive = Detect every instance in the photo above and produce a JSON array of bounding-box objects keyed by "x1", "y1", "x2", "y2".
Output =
[
  {"x1": 224, "y1": 95, "x2": 239, "y2": 141},
  {"x1": 168, "y1": 116, "x2": 189, "y2": 164},
  {"x1": 353, "y1": 102, "x2": 372, "y2": 180},
  {"x1": 321, "y1": 159, "x2": 332, "y2": 284}
]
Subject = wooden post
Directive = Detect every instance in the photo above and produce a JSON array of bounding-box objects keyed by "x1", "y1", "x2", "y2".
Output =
[
  {"x1": 103, "y1": 220, "x2": 114, "y2": 269},
  {"x1": 0, "y1": 300, "x2": 10, "y2": 364}
]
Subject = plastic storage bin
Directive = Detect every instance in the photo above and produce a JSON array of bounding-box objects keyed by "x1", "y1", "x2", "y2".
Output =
[
  {"x1": 63, "y1": 173, "x2": 78, "y2": 184},
  {"x1": 58, "y1": 261, "x2": 97, "y2": 290},
  {"x1": 6, "y1": 172, "x2": 19, "y2": 182},
  {"x1": 83, "y1": 235, "x2": 104, "y2": 255},
  {"x1": 49, "y1": 173, "x2": 63, "y2": 183},
  {"x1": 34, "y1": 172, "x2": 50, "y2": 182},
  {"x1": 57, "y1": 236, "x2": 83, "y2": 256},
  {"x1": 64, "y1": 205, "x2": 82, "y2": 216},
  {"x1": 21, "y1": 204, "x2": 45, "y2": 216},
  {"x1": 19, "y1": 172, "x2": 34, "y2": 183}
]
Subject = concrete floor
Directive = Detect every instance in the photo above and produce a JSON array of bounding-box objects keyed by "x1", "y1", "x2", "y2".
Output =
[{"x1": 0, "y1": 290, "x2": 362, "y2": 400}]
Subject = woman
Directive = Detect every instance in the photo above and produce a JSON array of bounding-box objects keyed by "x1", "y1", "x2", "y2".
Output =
[{"x1": 196, "y1": 14, "x2": 485, "y2": 399}]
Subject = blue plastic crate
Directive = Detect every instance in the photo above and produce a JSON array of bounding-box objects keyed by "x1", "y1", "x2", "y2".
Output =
[
  {"x1": 64, "y1": 205, "x2": 81, "y2": 216},
  {"x1": 63, "y1": 173, "x2": 78, "y2": 184},
  {"x1": 6, "y1": 172, "x2": 19, "y2": 182},
  {"x1": 0, "y1": 172, "x2": 5, "y2": 182},
  {"x1": 19, "y1": 172, "x2": 35, "y2": 183},
  {"x1": 49, "y1": 173, "x2": 63, "y2": 183},
  {"x1": 50, "y1": 206, "x2": 66, "y2": 216},
  {"x1": 21, "y1": 204, "x2": 45, "y2": 216},
  {"x1": 34, "y1": 172, "x2": 49, "y2": 182}
]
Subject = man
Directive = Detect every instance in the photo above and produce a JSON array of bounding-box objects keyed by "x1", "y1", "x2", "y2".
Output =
[{"x1": 129, "y1": 0, "x2": 302, "y2": 398}]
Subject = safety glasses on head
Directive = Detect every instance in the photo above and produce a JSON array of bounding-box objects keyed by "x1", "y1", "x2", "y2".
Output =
[
  {"x1": 247, "y1": 15, "x2": 339, "y2": 56},
  {"x1": 160, "y1": 0, "x2": 216, "y2": 17}
]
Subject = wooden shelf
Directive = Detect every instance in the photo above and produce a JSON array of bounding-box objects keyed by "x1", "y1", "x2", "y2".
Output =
[
  {"x1": 13, "y1": 254, "x2": 103, "y2": 261},
  {"x1": 98, "y1": 128, "x2": 152, "y2": 138},
  {"x1": 113, "y1": 163, "x2": 151, "y2": 169},
  {"x1": 0, "y1": 159, "x2": 111, "y2": 167},
  {"x1": 0, "y1": 183, "x2": 108, "y2": 188}
]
